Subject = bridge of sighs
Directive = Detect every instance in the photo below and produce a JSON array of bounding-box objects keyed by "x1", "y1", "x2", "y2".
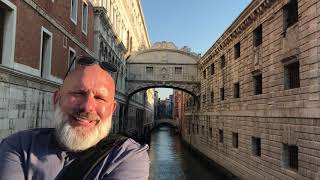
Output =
[{"x1": 126, "y1": 42, "x2": 201, "y2": 99}]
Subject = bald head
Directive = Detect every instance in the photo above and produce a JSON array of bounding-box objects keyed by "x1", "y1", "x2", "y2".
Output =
[
  {"x1": 61, "y1": 65, "x2": 115, "y2": 98},
  {"x1": 53, "y1": 65, "x2": 117, "y2": 151}
]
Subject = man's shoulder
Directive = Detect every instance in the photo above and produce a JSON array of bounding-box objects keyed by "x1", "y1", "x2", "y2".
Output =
[
  {"x1": 105, "y1": 138, "x2": 149, "y2": 165},
  {"x1": 1, "y1": 128, "x2": 55, "y2": 144},
  {"x1": 100, "y1": 136, "x2": 149, "y2": 177}
]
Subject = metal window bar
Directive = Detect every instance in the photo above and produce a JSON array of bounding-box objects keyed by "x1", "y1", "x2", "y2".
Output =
[{"x1": 254, "y1": 74, "x2": 263, "y2": 95}]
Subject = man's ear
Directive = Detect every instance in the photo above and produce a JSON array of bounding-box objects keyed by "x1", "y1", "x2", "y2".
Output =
[
  {"x1": 111, "y1": 100, "x2": 117, "y2": 113},
  {"x1": 53, "y1": 90, "x2": 61, "y2": 105}
]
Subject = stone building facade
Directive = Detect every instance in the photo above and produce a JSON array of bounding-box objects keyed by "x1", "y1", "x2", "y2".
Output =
[
  {"x1": 0, "y1": 0, "x2": 94, "y2": 139},
  {"x1": 182, "y1": 0, "x2": 320, "y2": 179},
  {"x1": 91, "y1": 0, "x2": 155, "y2": 137}
]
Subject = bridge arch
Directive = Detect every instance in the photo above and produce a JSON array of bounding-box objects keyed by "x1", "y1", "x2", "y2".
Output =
[
  {"x1": 123, "y1": 42, "x2": 201, "y2": 134},
  {"x1": 126, "y1": 41, "x2": 201, "y2": 97}
]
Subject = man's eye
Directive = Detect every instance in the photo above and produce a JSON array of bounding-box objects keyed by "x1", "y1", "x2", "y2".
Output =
[
  {"x1": 95, "y1": 96, "x2": 106, "y2": 101},
  {"x1": 70, "y1": 92, "x2": 83, "y2": 96}
]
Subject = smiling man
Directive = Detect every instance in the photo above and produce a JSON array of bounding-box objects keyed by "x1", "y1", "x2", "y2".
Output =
[{"x1": 0, "y1": 56, "x2": 149, "y2": 180}]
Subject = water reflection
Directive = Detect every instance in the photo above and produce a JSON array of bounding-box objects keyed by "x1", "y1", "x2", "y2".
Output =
[{"x1": 149, "y1": 126, "x2": 232, "y2": 180}]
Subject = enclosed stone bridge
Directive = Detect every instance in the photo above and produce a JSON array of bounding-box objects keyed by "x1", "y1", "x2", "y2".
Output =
[
  {"x1": 126, "y1": 42, "x2": 201, "y2": 99},
  {"x1": 154, "y1": 118, "x2": 178, "y2": 127}
]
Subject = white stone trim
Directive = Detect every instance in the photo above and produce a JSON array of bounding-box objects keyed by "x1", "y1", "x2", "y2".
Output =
[
  {"x1": 48, "y1": 75, "x2": 63, "y2": 84},
  {"x1": 39, "y1": 26, "x2": 53, "y2": 79},
  {"x1": 68, "y1": 46, "x2": 76, "y2": 70},
  {"x1": 82, "y1": 0, "x2": 88, "y2": 35},
  {"x1": 13, "y1": 62, "x2": 40, "y2": 77},
  {"x1": 1, "y1": 0, "x2": 17, "y2": 68},
  {"x1": 70, "y1": 0, "x2": 78, "y2": 25}
]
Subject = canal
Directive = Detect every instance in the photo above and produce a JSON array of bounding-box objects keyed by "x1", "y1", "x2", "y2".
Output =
[{"x1": 148, "y1": 126, "x2": 233, "y2": 180}]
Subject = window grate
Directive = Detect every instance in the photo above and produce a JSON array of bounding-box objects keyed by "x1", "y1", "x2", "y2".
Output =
[
  {"x1": 175, "y1": 67, "x2": 182, "y2": 74},
  {"x1": 221, "y1": 55, "x2": 226, "y2": 69},
  {"x1": 220, "y1": 88, "x2": 225, "y2": 101},
  {"x1": 203, "y1": 69, "x2": 207, "y2": 79},
  {"x1": 219, "y1": 129, "x2": 223, "y2": 143},
  {"x1": 253, "y1": 25, "x2": 262, "y2": 47},
  {"x1": 283, "y1": 144, "x2": 298, "y2": 171},
  {"x1": 210, "y1": 91, "x2": 214, "y2": 103},
  {"x1": 232, "y1": 133, "x2": 239, "y2": 148},
  {"x1": 146, "y1": 67, "x2": 153, "y2": 75},
  {"x1": 283, "y1": 0, "x2": 298, "y2": 29},
  {"x1": 234, "y1": 82, "x2": 240, "y2": 98},
  {"x1": 210, "y1": 63, "x2": 215, "y2": 75},
  {"x1": 284, "y1": 61, "x2": 300, "y2": 89},
  {"x1": 234, "y1": 42, "x2": 241, "y2": 59},
  {"x1": 254, "y1": 74, "x2": 263, "y2": 95},
  {"x1": 252, "y1": 137, "x2": 261, "y2": 156}
]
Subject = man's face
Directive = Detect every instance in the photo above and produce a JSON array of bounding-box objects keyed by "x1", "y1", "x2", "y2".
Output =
[{"x1": 53, "y1": 65, "x2": 117, "y2": 151}]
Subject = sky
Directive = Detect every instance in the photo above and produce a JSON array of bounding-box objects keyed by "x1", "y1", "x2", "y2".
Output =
[{"x1": 140, "y1": 0, "x2": 252, "y2": 100}]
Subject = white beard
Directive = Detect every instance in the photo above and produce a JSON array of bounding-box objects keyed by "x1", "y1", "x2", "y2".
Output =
[{"x1": 53, "y1": 105, "x2": 112, "y2": 152}]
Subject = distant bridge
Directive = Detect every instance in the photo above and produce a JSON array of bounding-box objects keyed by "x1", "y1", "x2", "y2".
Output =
[{"x1": 154, "y1": 118, "x2": 178, "y2": 127}]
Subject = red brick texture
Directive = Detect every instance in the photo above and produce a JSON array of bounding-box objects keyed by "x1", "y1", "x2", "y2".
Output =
[{"x1": 9, "y1": 0, "x2": 94, "y2": 79}]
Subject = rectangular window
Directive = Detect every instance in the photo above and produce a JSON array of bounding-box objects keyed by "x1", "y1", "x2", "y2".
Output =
[
  {"x1": 197, "y1": 124, "x2": 199, "y2": 134},
  {"x1": 220, "y1": 88, "x2": 225, "y2": 101},
  {"x1": 210, "y1": 63, "x2": 215, "y2": 75},
  {"x1": 70, "y1": 0, "x2": 78, "y2": 24},
  {"x1": 0, "y1": 1, "x2": 16, "y2": 67},
  {"x1": 234, "y1": 42, "x2": 240, "y2": 59},
  {"x1": 283, "y1": 144, "x2": 298, "y2": 171},
  {"x1": 209, "y1": 127, "x2": 212, "y2": 138},
  {"x1": 210, "y1": 91, "x2": 214, "y2": 103},
  {"x1": 82, "y1": 1, "x2": 88, "y2": 34},
  {"x1": 221, "y1": 55, "x2": 225, "y2": 69},
  {"x1": 253, "y1": 74, "x2": 262, "y2": 95},
  {"x1": 283, "y1": 0, "x2": 298, "y2": 30},
  {"x1": 201, "y1": 125, "x2": 204, "y2": 135},
  {"x1": 219, "y1": 129, "x2": 223, "y2": 143},
  {"x1": 234, "y1": 82, "x2": 240, "y2": 98},
  {"x1": 284, "y1": 61, "x2": 300, "y2": 89},
  {"x1": 203, "y1": 69, "x2": 206, "y2": 79},
  {"x1": 146, "y1": 66, "x2": 153, "y2": 75},
  {"x1": 175, "y1": 67, "x2": 182, "y2": 74},
  {"x1": 68, "y1": 47, "x2": 76, "y2": 71},
  {"x1": 252, "y1": 137, "x2": 261, "y2": 157},
  {"x1": 232, "y1": 132, "x2": 239, "y2": 148},
  {"x1": 40, "y1": 27, "x2": 52, "y2": 79},
  {"x1": 253, "y1": 25, "x2": 262, "y2": 47},
  {"x1": 192, "y1": 124, "x2": 195, "y2": 133}
]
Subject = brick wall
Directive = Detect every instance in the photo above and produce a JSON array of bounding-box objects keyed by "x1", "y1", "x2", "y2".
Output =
[
  {"x1": 10, "y1": 0, "x2": 94, "y2": 79},
  {"x1": 183, "y1": 0, "x2": 320, "y2": 179}
]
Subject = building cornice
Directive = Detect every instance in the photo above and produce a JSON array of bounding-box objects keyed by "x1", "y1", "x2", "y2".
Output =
[
  {"x1": 201, "y1": 0, "x2": 276, "y2": 66},
  {"x1": 128, "y1": 48, "x2": 200, "y2": 62}
]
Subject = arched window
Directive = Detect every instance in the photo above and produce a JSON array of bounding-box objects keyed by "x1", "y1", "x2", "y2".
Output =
[
  {"x1": 108, "y1": 52, "x2": 111, "y2": 62},
  {"x1": 99, "y1": 42, "x2": 104, "y2": 60},
  {"x1": 104, "y1": 47, "x2": 108, "y2": 61}
]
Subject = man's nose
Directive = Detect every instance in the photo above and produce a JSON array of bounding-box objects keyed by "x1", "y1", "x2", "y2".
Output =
[{"x1": 80, "y1": 94, "x2": 95, "y2": 112}]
